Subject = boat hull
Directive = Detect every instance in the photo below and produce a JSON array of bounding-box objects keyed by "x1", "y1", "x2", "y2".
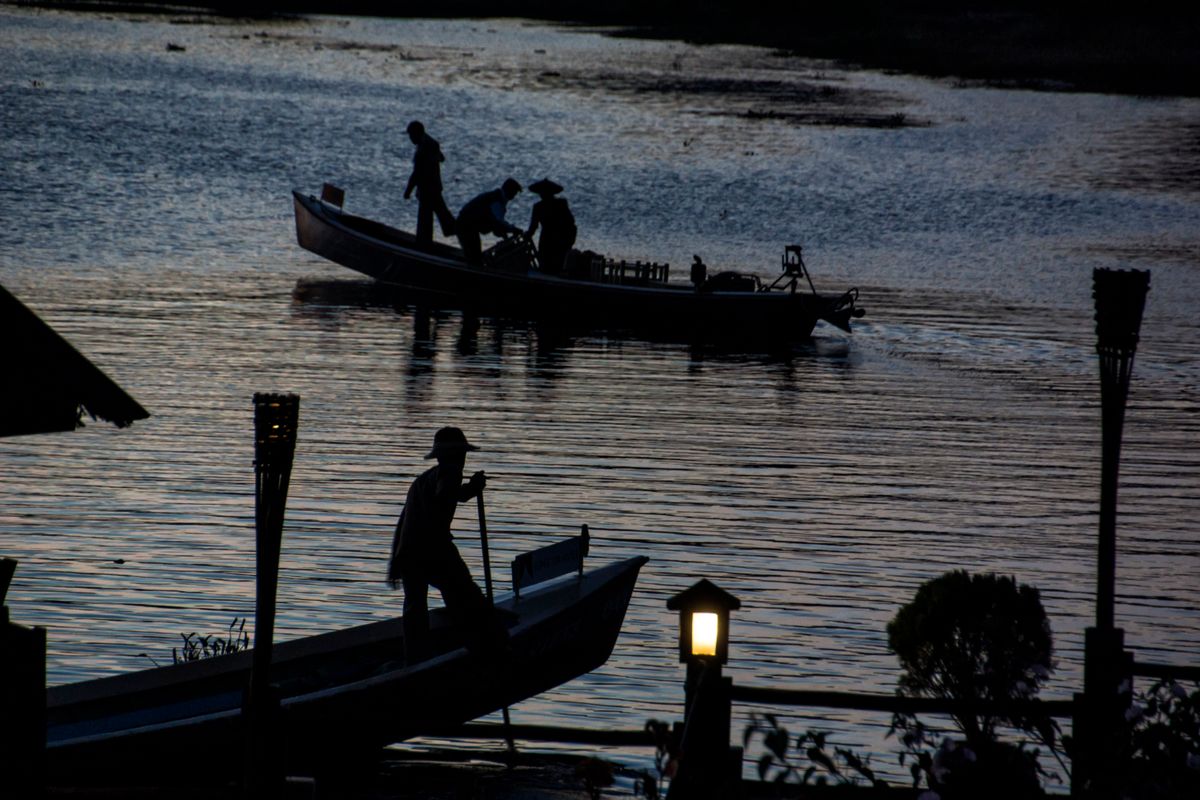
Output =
[
  {"x1": 293, "y1": 191, "x2": 849, "y2": 341},
  {"x1": 46, "y1": 556, "x2": 648, "y2": 779}
]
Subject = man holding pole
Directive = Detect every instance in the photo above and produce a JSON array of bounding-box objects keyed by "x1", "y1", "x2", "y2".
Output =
[{"x1": 388, "y1": 426, "x2": 506, "y2": 664}]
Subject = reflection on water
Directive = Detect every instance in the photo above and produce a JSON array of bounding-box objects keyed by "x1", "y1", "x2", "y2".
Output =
[{"x1": 1, "y1": 6, "x2": 1198, "y2": 785}]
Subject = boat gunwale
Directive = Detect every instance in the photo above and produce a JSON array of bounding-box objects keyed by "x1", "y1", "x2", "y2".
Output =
[{"x1": 46, "y1": 557, "x2": 647, "y2": 720}]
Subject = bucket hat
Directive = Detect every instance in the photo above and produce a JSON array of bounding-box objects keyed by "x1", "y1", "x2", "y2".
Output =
[{"x1": 424, "y1": 426, "x2": 480, "y2": 459}]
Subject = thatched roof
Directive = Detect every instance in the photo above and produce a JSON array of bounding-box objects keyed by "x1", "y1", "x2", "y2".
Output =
[{"x1": 1, "y1": 284, "x2": 150, "y2": 437}]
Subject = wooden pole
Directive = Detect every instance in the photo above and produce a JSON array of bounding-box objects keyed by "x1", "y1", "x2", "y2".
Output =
[
  {"x1": 1, "y1": 560, "x2": 46, "y2": 799},
  {"x1": 476, "y1": 490, "x2": 494, "y2": 603},
  {"x1": 475, "y1": 490, "x2": 515, "y2": 755},
  {"x1": 0, "y1": 558, "x2": 15, "y2": 605},
  {"x1": 1092, "y1": 268, "x2": 1149, "y2": 632},
  {"x1": 1074, "y1": 269, "x2": 1149, "y2": 799},
  {"x1": 245, "y1": 392, "x2": 300, "y2": 798},
  {"x1": 673, "y1": 661, "x2": 736, "y2": 799}
]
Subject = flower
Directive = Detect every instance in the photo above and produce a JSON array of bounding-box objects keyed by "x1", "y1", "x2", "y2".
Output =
[
  {"x1": 1124, "y1": 703, "x2": 1146, "y2": 723},
  {"x1": 1171, "y1": 683, "x2": 1189, "y2": 700},
  {"x1": 1187, "y1": 753, "x2": 1200, "y2": 771}
]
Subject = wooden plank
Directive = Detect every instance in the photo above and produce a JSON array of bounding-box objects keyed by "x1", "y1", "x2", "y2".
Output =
[
  {"x1": 422, "y1": 721, "x2": 654, "y2": 747},
  {"x1": 730, "y1": 685, "x2": 1075, "y2": 718},
  {"x1": 1134, "y1": 662, "x2": 1200, "y2": 682},
  {"x1": 511, "y1": 527, "x2": 589, "y2": 597}
]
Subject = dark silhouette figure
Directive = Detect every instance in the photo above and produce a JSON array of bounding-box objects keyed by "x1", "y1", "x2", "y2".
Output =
[
  {"x1": 387, "y1": 427, "x2": 502, "y2": 664},
  {"x1": 455, "y1": 178, "x2": 522, "y2": 266},
  {"x1": 525, "y1": 178, "x2": 577, "y2": 274},
  {"x1": 690, "y1": 255, "x2": 707, "y2": 289},
  {"x1": 403, "y1": 120, "x2": 455, "y2": 245}
]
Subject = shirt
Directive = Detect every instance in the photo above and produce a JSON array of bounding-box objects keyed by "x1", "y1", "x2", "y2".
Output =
[
  {"x1": 396, "y1": 464, "x2": 462, "y2": 561},
  {"x1": 457, "y1": 188, "x2": 519, "y2": 236}
]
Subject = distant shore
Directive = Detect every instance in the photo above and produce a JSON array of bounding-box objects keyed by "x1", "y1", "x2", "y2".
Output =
[{"x1": 10, "y1": 0, "x2": 1200, "y2": 98}]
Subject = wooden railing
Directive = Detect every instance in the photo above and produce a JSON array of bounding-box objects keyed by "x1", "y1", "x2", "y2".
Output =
[
  {"x1": 599, "y1": 259, "x2": 670, "y2": 286},
  {"x1": 729, "y1": 685, "x2": 1075, "y2": 718},
  {"x1": 1133, "y1": 661, "x2": 1200, "y2": 682}
]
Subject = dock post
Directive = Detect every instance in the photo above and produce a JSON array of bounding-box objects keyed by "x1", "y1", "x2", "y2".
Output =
[
  {"x1": 1, "y1": 559, "x2": 46, "y2": 799},
  {"x1": 1072, "y1": 269, "x2": 1149, "y2": 798},
  {"x1": 677, "y1": 662, "x2": 738, "y2": 798},
  {"x1": 666, "y1": 580, "x2": 742, "y2": 798},
  {"x1": 245, "y1": 393, "x2": 300, "y2": 798}
]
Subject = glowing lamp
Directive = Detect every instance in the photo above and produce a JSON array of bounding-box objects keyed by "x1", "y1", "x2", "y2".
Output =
[
  {"x1": 667, "y1": 579, "x2": 741, "y2": 666},
  {"x1": 692, "y1": 612, "x2": 719, "y2": 656}
]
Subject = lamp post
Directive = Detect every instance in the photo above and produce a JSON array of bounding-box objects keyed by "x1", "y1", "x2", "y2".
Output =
[
  {"x1": 1074, "y1": 268, "x2": 1149, "y2": 798},
  {"x1": 1092, "y1": 268, "x2": 1149, "y2": 634},
  {"x1": 667, "y1": 580, "x2": 741, "y2": 798},
  {"x1": 668, "y1": 579, "x2": 740, "y2": 697}
]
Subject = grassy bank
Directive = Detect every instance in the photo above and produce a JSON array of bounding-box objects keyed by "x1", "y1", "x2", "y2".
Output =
[{"x1": 16, "y1": 0, "x2": 1195, "y2": 98}]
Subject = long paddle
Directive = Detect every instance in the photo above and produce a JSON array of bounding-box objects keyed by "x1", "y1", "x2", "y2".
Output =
[
  {"x1": 476, "y1": 485, "x2": 494, "y2": 603},
  {"x1": 476, "y1": 486, "x2": 516, "y2": 756}
]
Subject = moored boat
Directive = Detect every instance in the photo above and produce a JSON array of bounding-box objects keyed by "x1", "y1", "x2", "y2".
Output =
[
  {"x1": 46, "y1": 533, "x2": 647, "y2": 780},
  {"x1": 292, "y1": 187, "x2": 864, "y2": 341}
]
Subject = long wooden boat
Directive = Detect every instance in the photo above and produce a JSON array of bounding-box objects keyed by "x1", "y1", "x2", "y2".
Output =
[
  {"x1": 292, "y1": 187, "x2": 864, "y2": 341},
  {"x1": 46, "y1": 540, "x2": 648, "y2": 780}
]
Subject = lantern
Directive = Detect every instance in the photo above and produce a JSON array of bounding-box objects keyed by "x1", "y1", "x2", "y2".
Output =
[{"x1": 667, "y1": 579, "x2": 741, "y2": 666}]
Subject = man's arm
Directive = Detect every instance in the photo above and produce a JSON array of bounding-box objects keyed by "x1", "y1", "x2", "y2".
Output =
[
  {"x1": 489, "y1": 199, "x2": 522, "y2": 236},
  {"x1": 458, "y1": 470, "x2": 487, "y2": 501},
  {"x1": 526, "y1": 203, "x2": 542, "y2": 238}
]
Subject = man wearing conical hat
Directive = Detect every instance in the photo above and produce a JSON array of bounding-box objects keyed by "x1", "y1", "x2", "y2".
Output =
[{"x1": 525, "y1": 178, "x2": 577, "y2": 275}]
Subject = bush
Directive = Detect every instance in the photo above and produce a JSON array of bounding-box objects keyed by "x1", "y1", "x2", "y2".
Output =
[
  {"x1": 887, "y1": 570, "x2": 1058, "y2": 796},
  {"x1": 887, "y1": 570, "x2": 1053, "y2": 745},
  {"x1": 1112, "y1": 679, "x2": 1200, "y2": 800}
]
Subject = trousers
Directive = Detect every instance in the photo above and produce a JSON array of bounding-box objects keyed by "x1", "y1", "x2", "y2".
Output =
[
  {"x1": 400, "y1": 545, "x2": 491, "y2": 664},
  {"x1": 416, "y1": 190, "x2": 456, "y2": 245}
]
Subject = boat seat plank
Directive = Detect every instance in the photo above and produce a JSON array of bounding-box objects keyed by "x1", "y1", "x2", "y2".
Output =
[{"x1": 511, "y1": 526, "x2": 590, "y2": 599}]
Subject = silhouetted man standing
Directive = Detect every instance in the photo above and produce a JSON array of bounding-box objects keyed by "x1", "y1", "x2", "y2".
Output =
[
  {"x1": 455, "y1": 178, "x2": 522, "y2": 265},
  {"x1": 403, "y1": 120, "x2": 455, "y2": 245},
  {"x1": 388, "y1": 427, "x2": 497, "y2": 664},
  {"x1": 525, "y1": 178, "x2": 577, "y2": 274}
]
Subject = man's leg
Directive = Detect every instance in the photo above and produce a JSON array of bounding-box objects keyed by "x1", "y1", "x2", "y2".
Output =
[
  {"x1": 416, "y1": 199, "x2": 433, "y2": 245},
  {"x1": 430, "y1": 550, "x2": 486, "y2": 623},
  {"x1": 428, "y1": 549, "x2": 505, "y2": 651},
  {"x1": 401, "y1": 572, "x2": 430, "y2": 665},
  {"x1": 457, "y1": 227, "x2": 482, "y2": 266},
  {"x1": 432, "y1": 192, "x2": 456, "y2": 237},
  {"x1": 540, "y1": 238, "x2": 567, "y2": 274}
]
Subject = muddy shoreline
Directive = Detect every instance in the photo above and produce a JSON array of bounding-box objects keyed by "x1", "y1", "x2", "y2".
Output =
[{"x1": 11, "y1": 0, "x2": 1200, "y2": 98}]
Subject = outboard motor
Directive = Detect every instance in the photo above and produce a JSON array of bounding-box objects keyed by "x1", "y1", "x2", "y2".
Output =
[
  {"x1": 821, "y1": 288, "x2": 866, "y2": 333},
  {"x1": 767, "y1": 245, "x2": 865, "y2": 331}
]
